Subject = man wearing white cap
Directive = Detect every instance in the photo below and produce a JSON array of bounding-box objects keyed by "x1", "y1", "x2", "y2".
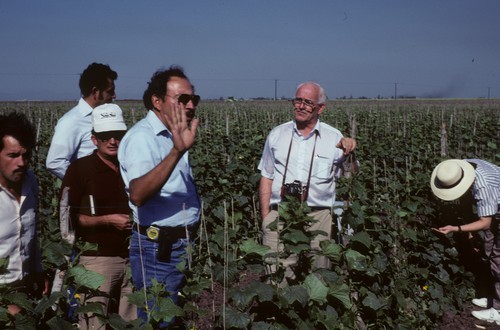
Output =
[
  {"x1": 432, "y1": 158, "x2": 500, "y2": 324},
  {"x1": 61, "y1": 103, "x2": 136, "y2": 328}
]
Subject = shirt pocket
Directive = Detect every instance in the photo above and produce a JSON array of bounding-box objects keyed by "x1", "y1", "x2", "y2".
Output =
[{"x1": 314, "y1": 155, "x2": 332, "y2": 180}]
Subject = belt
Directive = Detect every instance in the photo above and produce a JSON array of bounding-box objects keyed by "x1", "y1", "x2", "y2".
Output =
[
  {"x1": 270, "y1": 204, "x2": 330, "y2": 212},
  {"x1": 133, "y1": 223, "x2": 198, "y2": 241}
]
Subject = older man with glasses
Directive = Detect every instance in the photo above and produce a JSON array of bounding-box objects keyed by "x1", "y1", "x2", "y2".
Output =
[
  {"x1": 61, "y1": 103, "x2": 136, "y2": 329},
  {"x1": 258, "y1": 81, "x2": 357, "y2": 286}
]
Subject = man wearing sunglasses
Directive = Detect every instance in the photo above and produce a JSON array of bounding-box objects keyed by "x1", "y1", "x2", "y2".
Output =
[
  {"x1": 61, "y1": 103, "x2": 136, "y2": 328},
  {"x1": 258, "y1": 81, "x2": 357, "y2": 285},
  {"x1": 118, "y1": 65, "x2": 200, "y2": 326}
]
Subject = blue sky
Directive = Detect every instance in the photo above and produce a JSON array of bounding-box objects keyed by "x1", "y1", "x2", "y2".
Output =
[{"x1": 1, "y1": 0, "x2": 499, "y2": 101}]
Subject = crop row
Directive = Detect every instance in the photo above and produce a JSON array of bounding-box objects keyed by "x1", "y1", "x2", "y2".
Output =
[{"x1": 0, "y1": 99, "x2": 498, "y2": 328}]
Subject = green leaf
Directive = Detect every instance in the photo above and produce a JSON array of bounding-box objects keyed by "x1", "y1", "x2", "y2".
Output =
[
  {"x1": 350, "y1": 231, "x2": 373, "y2": 249},
  {"x1": 126, "y1": 290, "x2": 146, "y2": 308},
  {"x1": 229, "y1": 287, "x2": 256, "y2": 308},
  {"x1": 248, "y1": 281, "x2": 275, "y2": 302},
  {"x1": 151, "y1": 297, "x2": 183, "y2": 323},
  {"x1": 345, "y1": 249, "x2": 368, "y2": 272},
  {"x1": 284, "y1": 229, "x2": 310, "y2": 244},
  {"x1": 403, "y1": 200, "x2": 419, "y2": 212},
  {"x1": 106, "y1": 313, "x2": 128, "y2": 330},
  {"x1": 34, "y1": 292, "x2": 66, "y2": 315},
  {"x1": 320, "y1": 240, "x2": 342, "y2": 263},
  {"x1": 0, "y1": 257, "x2": 9, "y2": 274},
  {"x1": 76, "y1": 302, "x2": 105, "y2": 315},
  {"x1": 4, "y1": 292, "x2": 32, "y2": 311},
  {"x1": 362, "y1": 291, "x2": 386, "y2": 311},
  {"x1": 69, "y1": 264, "x2": 106, "y2": 290},
  {"x1": 403, "y1": 228, "x2": 418, "y2": 242},
  {"x1": 329, "y1": 283, "x2": 352, "y2": 309},
  {"x1": 304, "y1": 274, "x2": 328, "y2": 303},
  {"x1": 224, "y1": 305, "x2": 251, "y2": 328},
  {"x1": 287, "y1": 243, "x2": 311, "y2": 255},
  {"x1": 240, "y1": 239, "x2": 270, "y2": 256},
  {"x1": 45, "y1": 316, "x2": 76, "y2": 330},
  {"x1": 0, "y1": 307, "x2": 9, "y2": 323},
  {"x1": 281, "y1": 285, "x2": 308, "y2": 306}
]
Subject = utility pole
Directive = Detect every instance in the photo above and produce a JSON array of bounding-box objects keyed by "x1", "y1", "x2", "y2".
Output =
[
  {"x1": 487, "y1": 87, "x2": 491, "y2": 99},
  {"x1": 394, "y1": 82, "x2": 398, "y2": 99},
  {"x1": 274, "y1": 79, "x2": 278, "y2": 100}
]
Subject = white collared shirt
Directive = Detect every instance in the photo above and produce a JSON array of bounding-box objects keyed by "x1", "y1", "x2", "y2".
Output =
[
  {"x1": 46, "y1": 98, "x2": 96, "y2": 179},
  {"x1": 0, "y1": 170, "x2": 41, "y2": 284},
  {"x1": 258, "y1": 120, "x2": 345, "y2": 208}
]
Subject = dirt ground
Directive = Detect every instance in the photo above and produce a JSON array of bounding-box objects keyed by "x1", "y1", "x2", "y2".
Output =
[
  {"x1": 191, "y1": 271, "x2": 500, "y2": 329},
  {"x1": 440, "y1": 302, "x2": 500, "y2": 329}
]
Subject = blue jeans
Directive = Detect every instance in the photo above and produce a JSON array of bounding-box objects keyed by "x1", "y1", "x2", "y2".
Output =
[{"x1": 129, "y1": 230, "x2": 191, "y2": 325}]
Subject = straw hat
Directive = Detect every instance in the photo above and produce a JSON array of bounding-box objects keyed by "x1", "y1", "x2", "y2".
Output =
[
  {"x1": 92, "y1": 103, "x2": 127, "y2": 133},
  {"x1": 430, "y1": 159, "x2": 475, "y2": 201}
]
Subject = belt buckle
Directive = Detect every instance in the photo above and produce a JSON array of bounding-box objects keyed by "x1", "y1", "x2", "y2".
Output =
[{"x1": 146, "y1": 226, "x2": 160, "y2": 241}]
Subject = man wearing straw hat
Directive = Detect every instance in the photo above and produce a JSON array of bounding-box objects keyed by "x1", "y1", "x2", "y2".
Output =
[
  {"x1": 432, "y1": 159, "x2": 500, "y2": 324},
  {"x1": 61, "y1": 103, "x2": 135, "y2": 328}
]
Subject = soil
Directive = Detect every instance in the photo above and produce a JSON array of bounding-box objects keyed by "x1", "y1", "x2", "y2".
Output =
[
  {"x1": 440, "y1": 303, "x2": 500, "y2": 330},
  {"x1": 190, "y1": 271, "x2": 500, "y2": 329}
]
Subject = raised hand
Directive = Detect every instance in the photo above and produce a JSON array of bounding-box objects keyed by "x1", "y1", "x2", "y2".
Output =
[{"x1": 163, "y1": 101, "x2": 199, "y2": 153}]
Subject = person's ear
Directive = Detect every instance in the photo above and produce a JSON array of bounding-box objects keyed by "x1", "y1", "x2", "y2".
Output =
[
  {"x1": 317, "y1": 103, "x2": 326, "y2": 115},
  {"x1": 91, "y1": 135, "x2": 99, "y2": 147},
  {"x1": 152, "y1": 95, "x2": 162, "y2": 111}
]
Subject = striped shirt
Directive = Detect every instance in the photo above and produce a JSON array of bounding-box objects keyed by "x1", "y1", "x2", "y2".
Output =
[{"x1": 466, "y1": 159, "x2": 500, "y2": 217}]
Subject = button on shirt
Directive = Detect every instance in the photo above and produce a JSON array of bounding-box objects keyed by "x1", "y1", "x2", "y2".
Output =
[
  {"x1": 46, "y1": 98, "x2": 96, "y2": 179},
  {"x1": 467, "y1": 159, "x2": 500, "y2": 217},
  {"x1": 259, "y1": 120, "x2": 345, "y2": 208},
  {"x1": 0, "y1": 171, "x2": 41, "y2": 284},
  {"x1": 118, "y1": 110, "x2": 201, "y2": 227}
]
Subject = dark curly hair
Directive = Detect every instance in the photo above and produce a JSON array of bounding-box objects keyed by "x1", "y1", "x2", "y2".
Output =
[
  {"x1": 0, "y1": 112, "x2": 36, "y2": 151},
  {"x1": 142, "y1": 65, "x2": 194, "y2": 110},
  {"x1": 79, "y1": 62, "x2": 118, "y2": 97}
]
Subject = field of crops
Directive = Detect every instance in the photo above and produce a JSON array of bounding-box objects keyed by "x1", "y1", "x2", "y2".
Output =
[{"x1": 0, "y1": 99, "x2": 499, "y2": 328}]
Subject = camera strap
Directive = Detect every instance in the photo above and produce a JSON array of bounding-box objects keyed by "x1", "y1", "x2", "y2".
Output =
[{"x1": 281, "y1": 129, "x2": 318, "y2": 192}]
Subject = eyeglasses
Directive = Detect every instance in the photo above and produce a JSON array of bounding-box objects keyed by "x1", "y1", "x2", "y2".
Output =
[
  {"x1": 95, "y1": 131, "x2": 126, "y2": 142},
  {"x1": 168, "y1": 94, "x2": 200, "y2": 106},
  {"x1": 292, "y1": 97, "x2": 317, "y2": 108}
]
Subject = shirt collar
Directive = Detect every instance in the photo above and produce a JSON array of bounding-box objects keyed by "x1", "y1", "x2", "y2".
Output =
[
  {"x1": 293, "y1": 119, "x2": 321, "y2": 138},
  {"x1": 0, "y1": 171, "x2": 34, "y2": 202},
  {"x1": 146, "y1": 110, "x2": 171, "y2": 137},
  {"x1": 78, "y1": 98, "x2": 94, "y2": 117}
]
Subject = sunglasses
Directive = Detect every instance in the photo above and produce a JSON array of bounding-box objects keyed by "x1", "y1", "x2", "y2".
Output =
[
  {"x1": 168, "y1": 94, "x2": 200, "y2": 106},
  {"x1": 95, "y1": 131, "x2": 126, "y2": 142}
]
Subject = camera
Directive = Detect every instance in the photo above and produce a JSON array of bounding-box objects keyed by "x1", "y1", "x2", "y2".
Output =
[{"x1": 281, "y1": 180, "x2": 308, "y2": 201}]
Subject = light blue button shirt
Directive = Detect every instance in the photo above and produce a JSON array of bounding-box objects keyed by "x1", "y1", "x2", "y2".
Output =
[
  {"x1": 46, "y1": 98, "x2": 96, "y2": 179},
  {"x1": 118, "y1": 110, "x2": 201, "y2": 227}
]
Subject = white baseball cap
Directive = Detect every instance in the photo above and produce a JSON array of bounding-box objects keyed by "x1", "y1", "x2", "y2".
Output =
[
  {"x1": 430, "y1": 159, "x2": 475, "y2": 201},
  {"x1": 92, "y1": 103, "x2": 127, "y2": 133}
]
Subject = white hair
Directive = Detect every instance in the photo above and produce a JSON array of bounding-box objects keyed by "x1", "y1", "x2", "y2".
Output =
[{"x1": 296, "y1": 81, "x2": 326, "y2": 104}]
